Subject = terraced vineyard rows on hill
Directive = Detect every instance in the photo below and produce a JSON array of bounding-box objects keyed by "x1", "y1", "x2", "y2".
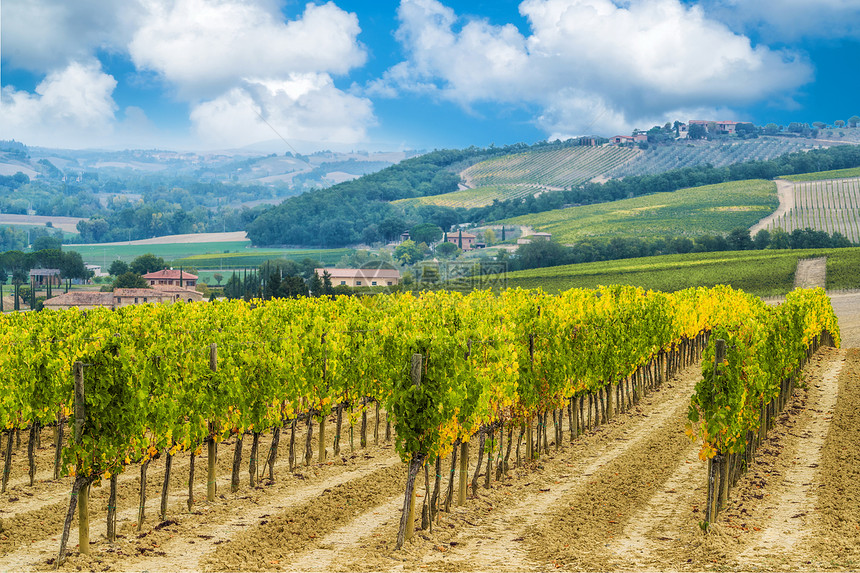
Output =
[
  {"x1": 463, "y1": 146, "x2": 641, "y2": 190},
  {"x1": 768, "y1": 177, "x2": 860, "y2": 242},
  {"x1": 398, "y1": 147, "x2": 641, "y2": 209},
  {"x1": 609, "y1": 138, "x2": 819, "y2": 177}
]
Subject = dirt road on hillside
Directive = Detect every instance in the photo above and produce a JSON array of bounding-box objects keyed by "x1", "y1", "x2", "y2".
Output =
[{"x1": 750, "y1": 179, "x2": 794, "y2": 235}]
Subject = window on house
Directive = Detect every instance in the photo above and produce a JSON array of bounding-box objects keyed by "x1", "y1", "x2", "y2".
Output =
[
  {"x1": 134, "y1": 297, "x2": 139, "y2": 303},
  {"x1": 143, "y1": 298, "x2": 147, "y2": 303},
  {"x1": 340, "y1": 281, "x2": 346, "y2": 285},
  {"x1": 371, "y1": 281, "x2": 377, "y2": 286},
  {"x1": 356, "y1": 281, "x2": 362, "y2": 286},
  {"x1": 387, "y1": 282, "x2": 393, "y2": 286}
]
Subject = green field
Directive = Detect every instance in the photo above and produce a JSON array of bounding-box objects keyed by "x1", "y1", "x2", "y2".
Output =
[
  {"x1": 172, "y1": 248, "x2": 351, "y2": 269},
  {"x1": 395, "y1": 184, "x2": 543, "y2": 209},
  {"x1": 493, "y1": 248, "x2": 860, "y2": 296},
  {"x1": 68, "y1": 241, "x2": 350, "y2": 270},
  {"x1": 782, "y1": 167, "x2": 860, "y2": 181},
  {"x1": 500, "y1": 179, "x2": 778, "y2": 242}
]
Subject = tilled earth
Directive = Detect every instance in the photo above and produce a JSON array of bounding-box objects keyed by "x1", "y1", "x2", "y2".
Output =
[{"x1": 1, "y1": 302, "x2": 859, "y2": 572}]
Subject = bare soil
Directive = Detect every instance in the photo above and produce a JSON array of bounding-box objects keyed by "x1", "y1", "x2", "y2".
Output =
[{"x1": 794, "y1": 257, "x2": 827, "y2": 289}]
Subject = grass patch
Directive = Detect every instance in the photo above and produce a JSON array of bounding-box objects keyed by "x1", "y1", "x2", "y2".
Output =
[
  {"x1": 500, "y1": 179, "x2": 778, "y2": 242},
  {"x1": 827, "y1": 249, "x2": 860, "y2": 290},
  {"x1": 68, "y1": 241, "x2": 351, "y2": 270},
  {"x1": 485, "y1": 247, "x2": 860, "y2": 296},
  {"x1": 68, "y1": 241, "x2": 254, "y2": 266},
  {"x1": 781, "y1": 167, "x2": 860, "y2": 181},
  {"x1": 173, "y1": 248, "x2": 351, "y2": 269}
]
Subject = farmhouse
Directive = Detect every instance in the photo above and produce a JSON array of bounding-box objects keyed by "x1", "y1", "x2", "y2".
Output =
[
  {"x1": 608, "y1": 134, "x2": 647, "y2": 145},
  {"x1": 315, "y1": 268, "x2": 400, "y2": 287},
  {"x1": 142, "y1": 269, "x2": 198, "y2": 288},
  {"x1": 445, "y1": 231, "x2": 478, "y2": 251},
  {"x1": 43, "y1": 285, "x2": 204, "y2": 310},
  {"x1": 688, "y1": 120, "x2": 739, "y2": 134}
]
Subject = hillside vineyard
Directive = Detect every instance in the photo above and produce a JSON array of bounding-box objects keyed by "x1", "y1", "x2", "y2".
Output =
[{"x1": 0, "y1": 286, "x2": 839, "y2": 558}]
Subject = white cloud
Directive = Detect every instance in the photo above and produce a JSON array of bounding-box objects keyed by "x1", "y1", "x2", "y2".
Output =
[
  {"x1": 379, "y1": 0, "x2": 813, "y2": 136},
  {"x1": 699, "y1": 0, "x2": 860, "y2": 42},
  {"x1": 128, "y1": 0, "x2": 367, "y2": 100},
  {"x1": 1, "y1": 0, "x2": 142, "y2": 72},
  {"x1": 0, "y1": 61, "x2": 119, "y2": 148},
  {"x1": 190, "y1": 74, "x2": 375, "y2": 148}
]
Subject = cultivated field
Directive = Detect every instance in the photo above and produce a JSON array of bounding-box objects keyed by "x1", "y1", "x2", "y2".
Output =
[
  {"x1": 608, "y1": 137, "x2": 819, "y2": 178},
  {"x1": 0, "y1": 293, "x2": 857, "y2": 572},
  {"x1": 499, "y1": 247, "x2": 860, "y2": 295},
  {"x1": 765, "y1": 176, "x2": 860, "y2": 241},
  {"x1": 500, "y1": 179, "x2": 778, "y2": 243}
]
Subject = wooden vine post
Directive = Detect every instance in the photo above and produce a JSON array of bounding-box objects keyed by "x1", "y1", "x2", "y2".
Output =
[
  {"x1": 318, "y1": 333, "x2": 327, "y2": 463},
  {"x1": 75, "y1": 362, "x2": 90, "y2": 554},
  {"x1": 57, "y1": 361, "x2": 89, "y2": 566},
  {"x1": 704, "y1": 339, "x2": 726, "y2": 529},
  {"x1": 396, "y1": 354, "x2": 426, "y2": 549},
  {"x1": 207, "y1": 343, "x2": 218, "y2": 502}
]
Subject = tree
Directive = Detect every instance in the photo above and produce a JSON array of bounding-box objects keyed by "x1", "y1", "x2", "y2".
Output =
[
  {"x1": 835, "y1": 120, "x2": 846, "y2": 128},
  {"x1": 379, "y1": 216, "x2": 406, "y2": 242},
  {"x1": 735, "y1": 123, "x2": 758, "y2": 138},
  {"x1": 764, "y1": 123, "x2": 780, "y2": 135},
  {"x1": 113, "y1": 272, "x2": 149, "y2": 289},
  {"x1": 435, "y1": 241, "x2": 460, "y2": 258},
  {"x1": 812, "y1": 121, "x2": 827, "y2": 130},
  {"x1": 483, "y1": 228, "x2": 496, "y2": 245},
  {"x1": 769, "y1": 228, "x2": 791, "y2": 249},
  {"x1": 409, "y1": 223, "x2": 443, "y2": 245},
  {"x1": 213, "y1": 273, "x2": 224, "y2": 285},
  {"x1": 687, "y1": 123, "x2": 707, "y2": 140},
  {"x1": 727, "y1": 228, "x2": 753, "y2": 250},
  {"x1": 394, "y1": 239, "x2": 424, "y2": 265},
  {"x1": 32, "y1": 235, "x2": 62, "y2": 251},
  {"x1": 753, "y1": 229, "x2": 771, "y2": 250},
  {"x1": 130, "y1": 253, "x2": 166, "y2": 275},
  {"x1": 515, "y1": 240, "x2": 572, "y2": 270},
  {"x1": 109, "y1": 260, "x2": 129, "y2": 276},
  {"x1": 849, "y1": 116, "x2": 860, "y2": 128},
  {"x1": 308, "y1": 272, "x2": 323, "y2": 297}
]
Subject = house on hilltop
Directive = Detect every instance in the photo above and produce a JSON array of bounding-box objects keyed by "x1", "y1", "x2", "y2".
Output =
[{"x1": 688, "y1": 120, "x2": 739, "y2": 135}]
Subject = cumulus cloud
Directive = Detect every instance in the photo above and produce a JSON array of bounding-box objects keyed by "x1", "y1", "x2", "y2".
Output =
[
  {"x1": 128, "y1": 0, "x2": 367, "y2": 100},
  {"x1": 699, "y1": 0, "x2": 860, "y2": 42},
  {"x1": 1, "y1": 0, "x2": 142, "y2": 72},
  {"x1": 190, "y1": 74, "x2": 375, "y2": 148},
  {"x1": 0, "y1": 61, "x2": 119, "y2": 148},
  {"x1": 377, "y1": 0, "x2": 813, "y2": 136}
]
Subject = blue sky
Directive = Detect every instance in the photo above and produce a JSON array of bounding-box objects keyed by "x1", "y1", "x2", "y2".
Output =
[{"x1": 2, "y1": 0, "x2": 860, "y2": 151}]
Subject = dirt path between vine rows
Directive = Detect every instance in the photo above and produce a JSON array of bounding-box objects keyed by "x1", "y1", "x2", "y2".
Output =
[
  {"x1": 750, "y1": 178, "x2": 794, "y2": 235},
  {"x1": 794, "y1": 257, "x2": 827, "y2": 289},
  {"x1": 253, "y1": 363, "x2": 705, "y2": 572}
]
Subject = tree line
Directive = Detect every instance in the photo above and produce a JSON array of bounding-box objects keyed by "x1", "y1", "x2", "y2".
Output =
[{"x1": 503, "y1": 227, "x2": 854, "y2": 272}]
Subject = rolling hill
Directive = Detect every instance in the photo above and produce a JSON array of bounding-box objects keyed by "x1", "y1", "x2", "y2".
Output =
[{"x1": 498, "y1": 179, "x2": 778, "y2": 242}]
